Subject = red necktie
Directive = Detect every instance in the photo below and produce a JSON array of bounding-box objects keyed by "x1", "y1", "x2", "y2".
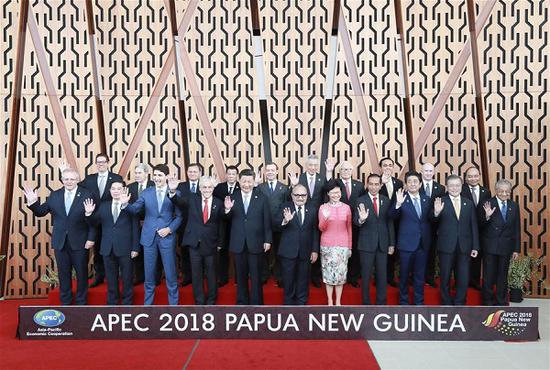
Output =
[
  {"x1": 373, "y1": 196, "x2": 378, "y2": 216},
  {"x1": 203, "y1": 198, "x2": 209, "y2": 224},
  {"x1": 346, "y1": 182, "x2": 351, "y2": 199}
]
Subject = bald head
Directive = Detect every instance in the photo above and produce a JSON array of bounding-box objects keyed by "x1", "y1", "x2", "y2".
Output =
[
  {"x1": 339, "y1": 161, "x2": 354, "y2": 180},
  {"x1": 421, "y1": 162, "x2": 435, "y2": 181}
]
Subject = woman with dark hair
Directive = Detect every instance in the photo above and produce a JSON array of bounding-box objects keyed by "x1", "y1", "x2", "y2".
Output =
[{"x1": 318, "y1": 180, "x2": 353, "y2": 305}]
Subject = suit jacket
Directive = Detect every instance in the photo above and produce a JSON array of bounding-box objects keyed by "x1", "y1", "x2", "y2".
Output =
[
  {"x1": 277, "y1": 202, "x2": 320, "y2": 260},
  {"x1": 127, "y1": 180, "x2": 155, "y2": 219},
  {"x1": 28, "y1": 186, "x2": 96, "y2": 250},
  {"x1": 379, "y1": 176, "x2": 403, "y2": 203},
  {"x1": 175, "y1": 181, "x2": 201, "y2": 232},
  {"x1": 79, "y1": 172, "x2": 123, "y2": 202},
  {"x1": 226, "y1": 189, "x2": 273, "y2": 254},
  {"x1": 123, "y1": 187, "x2": 183, "y2": 247},
  {"x1": 337, "y1": 178, "x2": 365, "y2": 208},
  {"x1": 354, "y1": 193, "x2": 395, "y2": 252},
  {"x1": 171, "y1": 193, "x2": 225, "y2": 256},
  {"x1": 213, "y1": 181, "x2": 240, "y2": 200},
  {"x1": 419, "y1": 180, "x2": 446, "y2": 201},
  {"x1": 434, "y1": 195, "x2": 480, "y2": 254},
  {"x1": 298, "y1": 173, "x2": 326, "y2": 207},
  {"x1": 88, "y1": 200, "x2": 140, "y2": 257},
  {"x1": 461, "y1": 183, "x2": 491, "y2": 209},
  {"x1": 388, "y1": 193, "x2": 432, "y2": 252},
  {"x1": 258, "y1": 180, "x2": 289, "y2": 231},
  {"x1": 479, "y1": 197, "x2": 521, "y2": 256}
]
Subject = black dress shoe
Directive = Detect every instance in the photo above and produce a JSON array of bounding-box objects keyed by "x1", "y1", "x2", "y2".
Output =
[
  {"x1": 387, "y1": 280, "x2": 398, "y2": 287},
  {"x1": 425, "y1": 280, "x2": 437, "y2": 288},
  {"x1": 218, "y1": 280, "x2": 228, "y2": 287},
  {"x1": 312, "y1": 280, "x2": 321, "y2": 288},
  {"x1": 349, "y1": 281, "x2": 359, "y2": 288},
  {"x1": 133, "y1": 280, "x2": 144, "y2": 286},
  {"x1": 89, "y1": 280, "x2": 104, "y2": 288},
  {"x1": 469, "y1": 282, "x2": 481, "y2": 290},
  {"x1": 181, "y1": 280, "x2": 192, "y2": 287},
  {"x1": 275, "y1": 280, "x2": 283, "y2": 288}
]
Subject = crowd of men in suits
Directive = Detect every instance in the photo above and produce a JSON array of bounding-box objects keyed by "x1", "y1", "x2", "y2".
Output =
[{"x1": 23, "y1": 153, "x2": 520, "y2": 307}]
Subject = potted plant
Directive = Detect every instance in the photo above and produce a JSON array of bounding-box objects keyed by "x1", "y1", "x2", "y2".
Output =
[{"x1": 507, "y1": 254, "x2": 543, "y2": 303}]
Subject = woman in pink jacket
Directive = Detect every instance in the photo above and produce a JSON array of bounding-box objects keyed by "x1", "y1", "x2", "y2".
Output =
[{"x1": 318, "y1": 180, "x2": 353, "y2": 305}]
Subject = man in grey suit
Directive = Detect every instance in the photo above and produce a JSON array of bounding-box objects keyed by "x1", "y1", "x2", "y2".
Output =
[
  {"x1": 257, "y1": 162, "x2": 289, "y2": 286},
  {"x1": 354, "y1": 174, "x2": 395, "y2": 304}
]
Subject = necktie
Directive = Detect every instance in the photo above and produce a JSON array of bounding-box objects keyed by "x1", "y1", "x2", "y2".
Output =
[
  {"x1": 413, "y1": 197, "x2": 421, "y2": 218},
  {"x1": 64, "y1": 191, "x2": 72, "y2": 215},
  {"x1": 157, "y1": 190, "x2": 164, "y2": 213},
  {"x1": 203, "y1": 198, "x2": 209, "y2": 224},
  {"x1": 191, "y1": 183, "x2": 196, "y2": 193},
  {"x1": 308, "y1": 176, "x2": 315, "y2": 196},
  {"x1": 501, "y1": 201, "x2": 507, "y2": 221},
  {"x1": 270, "y1": 182, "x2": 275, "y2": 193},
  {"x1": 373, "y1": 196, "x2": 378, "y2": 216},
  {"x1": 425, "y1": 183, "x2": 431, "y2": 197},
  {"x1": 453, "y1": 197, "x2": 461, "y2": 219},
  {"x1": 243, "y1": 194, "x2": 250, "y2": 214},
  {"x1": 346, "y1": 182, "x2": 351, "y2": 199},
  {"x1": 138, "y1": 183, "x2": 144, "y2": 196},
  {"x1": 112, "y1": 202, "x2": 119, "y2": 223},
  {"x1": 297, "y1": 206, "x2": 303, "y2": 226},
  {"x1": 229, "y1": 186, "x2": 233, "y2": 195},
  {"x1": 471, "y1": 187, "x2": 478, "y2": 206},
  {"x1": 386, "y1": 179, "x2": 394, "y2": 199},
  {"x1": 98, "y1": 175, "x2": 106, "y2": 198}
]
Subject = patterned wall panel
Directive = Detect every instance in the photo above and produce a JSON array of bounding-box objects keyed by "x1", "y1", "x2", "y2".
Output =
[{"x1": 1, "y1": 0, "x2": 548, "y2": 297}]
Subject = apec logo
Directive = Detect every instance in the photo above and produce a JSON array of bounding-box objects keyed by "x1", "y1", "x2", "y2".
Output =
[{"x1": 33, "y1": 309, "x2": 66, "y2": 327}]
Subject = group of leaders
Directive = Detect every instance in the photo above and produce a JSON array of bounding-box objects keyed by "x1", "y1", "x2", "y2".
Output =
[{"x1": 23, "y1": 153, "x2": 520, "y2": 307}]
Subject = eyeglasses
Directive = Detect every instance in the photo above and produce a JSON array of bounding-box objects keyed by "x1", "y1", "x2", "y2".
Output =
[
  {"x1": 292, "y1": 193, "x2": 307, "y2": 197},
  {"x1": 96, "y1": 161, "x2": 108, "y2": 164}
]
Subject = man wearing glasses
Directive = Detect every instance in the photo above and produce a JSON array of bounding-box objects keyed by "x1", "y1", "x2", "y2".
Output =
[{"x1": 276, "y1": 184, "x2": 319, "y2": 305}]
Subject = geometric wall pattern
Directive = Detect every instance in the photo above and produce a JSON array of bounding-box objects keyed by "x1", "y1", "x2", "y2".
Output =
[{"x1": 1, "y1": 0, "x2": 548, "y2": 298}]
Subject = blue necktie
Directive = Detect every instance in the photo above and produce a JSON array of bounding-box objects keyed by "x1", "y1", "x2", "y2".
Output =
[
  {"x1": 191, "y1": 183, "x2": 196, "y2": 193},
  {"x1": 157, "y1": 190, "x2": 164, "y2": 213},
  {"x1": 270, "y1": 182, "x2": 274, "y2": 193},
  {"x1": 413, "y1": 197, "x2": 422, "y2": 218},
  {"x1": 64, "y1": 191, "x2": 72, "y2": 215},
  {"x1": 501, "y1": 201, "x2": 507, "y2": 221}
]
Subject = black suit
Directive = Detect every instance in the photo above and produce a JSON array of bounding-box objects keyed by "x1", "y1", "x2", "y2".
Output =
[
  {"x1": 127, "y1": 180, "x2": 159, "y2": 284},
  {"x1": 420, "y1": 180, "x2": 446, "y2": 284},
  {"x1": 171, "y1": 193, "x2": 225, "y2": 305},
  {"x1": 461, "y1": 184, "x2": 492, "y2": 287},
  {"x1": 480, "y1": 197, "x2": 521, "y2": 305},
  {"x1": 434, "y1": 195, "x2": 480, "y2": 305},
  {"x1": 88, "y1": 200, "x2": 140, "y2": 305},
  {"x1": 258, "y1": 180, "x2": 289, "y2": 283},
  {"x1": 226, "y1": 189, "x2": 273, "y2": 305},
  {"x1": 79, "y1": 172, "x2": 124, "y2": 283},
  {"x1": 354, "y1": 193, "x2": 395, "y2": 304},
  {"x1": 379, "y1": 176, "x2": 403, "y2": 283},
  {"x1": 28, "y1": 186, "x2": 96, "y2": 305},
  {"x1": 277, "y1": 202, "x2": 320, "y2": 305},
  {"x1": 175, "y1": 181, "x2": 200, "y2": 285},
  {"x1": 213, "y1": 181, "x2": 240, "y2": 285},
  {"x1": 337, "y1": 178, "x2": 365, "y2": 285}
]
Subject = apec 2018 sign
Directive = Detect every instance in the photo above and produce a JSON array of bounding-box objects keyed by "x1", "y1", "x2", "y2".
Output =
[{"x1": 18, "y1": 306, "x2": 539, "y2": 341}]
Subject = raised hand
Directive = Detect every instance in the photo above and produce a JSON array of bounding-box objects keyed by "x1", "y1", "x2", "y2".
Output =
[
  {"x1": 58, "y1": 160, "x2": 70, "y2": 174},
  {"x1": 22, "y1": 184, "x2": 38, "y2": 205},
  {"x1": 357, "y1": 203, "x2": 369, "y2": 222},
  {"x1": 325, "y1": 158, "x2": 336, "y2": 173},
  {"x1": 254, "y1": 168, "x2": 262, "y2": 187},
  {"x1": 433, "y1": 197, "x2": 444, "y2": 216},
  {"x1": 288, "y1": 172, "x2": 299, "y2": 187},
  {"x1": 381, "y1": 173, "x2": 391, "y2": 184},
  {"x1": 167, "y1": 174, "x2": 179, "y2": 192},
  {"x1": 83, "y1": 198, "x2": 95, "y2": 215},
  {"x1": 224, "y1": 196, "x2": 234, "y2": 210},
  {"x1": 282, "y1": 207, "x2": 295, "y2": 223},
  {"x1": 119, "y1": 187, "x2": 131, "y2": 205},
  {"x1": 483, "y1": 201, "x2": 496, "y2": 218},
  {"x1": 395, "y1": 188, "x2": 406, "y2": 205}
]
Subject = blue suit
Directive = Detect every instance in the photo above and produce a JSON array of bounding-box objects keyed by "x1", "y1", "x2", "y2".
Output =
[
  {"x1": 124, "y1": 186, "x2": 182, "y2": 305},
  {"x1": 389, "y1": 193, "x2": 432, "y2": 305},
  {"x1": 28, "y1": 186, "x2": 96, "y2": 305}
]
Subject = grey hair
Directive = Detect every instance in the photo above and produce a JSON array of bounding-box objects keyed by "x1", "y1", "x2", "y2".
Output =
[
  {"x1": 495, "y1": 179, "x2": 513, "y2": 191},
  {"x1": 199, "y1": 175, "x2": 216, "y2": 187},
  {"x1": 134, "y1": 163, "x2": 150, "y2": 173}
]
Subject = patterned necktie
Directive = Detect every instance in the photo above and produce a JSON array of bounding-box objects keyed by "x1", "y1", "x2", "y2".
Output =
[
  {"x1": 112, "y1": 202, "x2": 119, "y2": 223},
  {"x1": 98, "y1": 175, "x2": 106, "y2": 198},
  {"x1": 308, "y1": 176, "x2": 315, "y2": 196},
  {"x1": 138, "y1": 183, "x2": 144, "y2": 196},
  {"x1": 501, "y1": 201, "x2": 507, "y2": 221},
  {"x1": 64, "y1": 191, "x2": 72, "y2": 215},
  {"x1": 373, "y1": 196, "x2": 378, "y2": 216},
  {"x1": 203, "y1": 198, "x2": 209, "y2": 224},
  {"x1": 157, "y1": 190, "x2": 164, "y2": 213},
  {"x1": 243, "y1": 194, "x2": 250, "y2": 214},
  {"x1": 297, "y1": 206, "x2": 303, "y2": 226},
  {"x1": 425, "y1": 183, "x2": 431, "y2": 197},
  {"x1": 471, "y1": 187, "x2": 478, "y2": 206},
  {"x1": 453, "y1": 197, "x2": 461, "y2": 219},
  {"x1": 191, "y1": 183, "x2": 196, "y2": 193},
  {"x1": 346, "y1": 182, "x2": 351, "y2": 199},
  {"x1": 413, "y1": 197, "x2": 421, "y2": 218}
]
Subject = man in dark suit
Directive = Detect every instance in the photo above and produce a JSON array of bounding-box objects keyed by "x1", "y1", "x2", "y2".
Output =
[
  {"x1": 224, "y1": 169, "x2": 272, "y2": 305},
  {"x1": 168, "y1": 175, "x2": 224, "y2": 305},
  {"x1": 379, "y1": 157, "x2": 404, "y2": 287},
  {"x1": 127, "y1": 163, "x2": 159, "y2": 286},
  {"x1": 213, "y1": 165, "x2": 240, "y2": 287},
  {"x1": 84, "y1": 181, "x2": 139, "y2": 305},
  {"x1": 120, "y1": 164, "x2": 182, "y2": 305},
  {"x1": 174, "y1": 163, "x2": 203, "y2": 287},
  {"x1": 388, "y1": 171, "x2": 432, "y2": 305},
  {"x1": 24, "y1": 168, "x2": 96, "y2": 305},
  {"x1": 337, "y1": 161, "x2": 365, "y2": 288},
  {"x1": 419, "y1": 162, "x2": 446, "y2": 287},
  {"x1": 480, "y1": 179, "x2": 520, "y2": 306},
  {"x1": 78, "y1": 153, "x2": 123, "y2": 288},
  {"x1": 257, "y1": 162, "x2": 289, "y2": 286},
  {"x1": 277, "y1": 184, "x2": 319, "y2": 305},
  {"x1": 461, "y1": 165, "x2": 492, "y2": 290},
  {"x1": 354, "y1": 174, "x2": 395, "y2": 304},
  {"x1": 288, "y1": 155, "x2": 335, "y2": 287},
  {"x1": 433, "y1": 174, "x2": 480, "y2": 305}
]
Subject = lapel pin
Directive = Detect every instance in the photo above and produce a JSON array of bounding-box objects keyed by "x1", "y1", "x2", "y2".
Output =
[{"x1": 254, "y1": 195, "x2": 258, "y2": 199}]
